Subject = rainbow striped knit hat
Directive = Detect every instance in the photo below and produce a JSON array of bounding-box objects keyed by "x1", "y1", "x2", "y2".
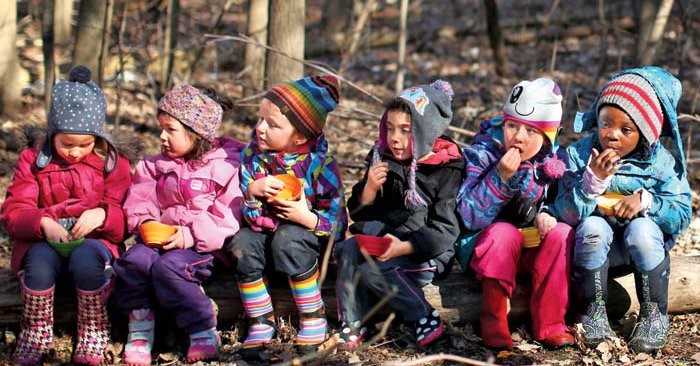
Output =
[
  {"x1": 264, "y1": 75, "x2": 340, "y2": 139},
  {"x1": 502, "y1": 77, "x2": 563, "y2": 153}
]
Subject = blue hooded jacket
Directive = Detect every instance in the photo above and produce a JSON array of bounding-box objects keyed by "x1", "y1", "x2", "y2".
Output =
[{"x1": 550, "y1": 66, "x2": 692, "y2": 246}]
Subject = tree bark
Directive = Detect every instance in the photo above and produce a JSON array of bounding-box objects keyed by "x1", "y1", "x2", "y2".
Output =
[
  {"x1": 73, "y1": 0, "x2": 113, "y2": 86},
  {"x1": 483, "y1": 0, "x2": 508, "y2": 77},
  {"x1": 638, "y1": 0, "x2": 674, "y2": 65},
  {"x1": 0, "y1": 0, "x2": 22, "y2": 116},
  {"x1": 243, "y1": 0, "x2": 269, "y2": 96},
  {"x1": 161, "y1": 0, "x2": 179, "y2": 93},
  {"x1": 54, "y1": 0, "x2": 74, "y2": 46},
  {"x1": 265, "y1": 0, "x2": 305, "y2": 88},
  {"x1": 0, "y1": 256, "x2": 698, "y2": 326},
  {"x1": 394, "y1": 0, "x2": 408, "y2": 93},
  {"x1": 42, "y1": 0, "x2": 56, "y2": 114}
]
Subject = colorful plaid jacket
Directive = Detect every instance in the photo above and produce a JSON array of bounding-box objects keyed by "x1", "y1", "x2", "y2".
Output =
[{"x1": 240, "y1": 132, "x2": 348, "y2": 240}]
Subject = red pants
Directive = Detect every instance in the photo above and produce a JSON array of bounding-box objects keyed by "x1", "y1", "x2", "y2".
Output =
[{"x1": 470, "y1": 222, "x2": 573, "y2": 340}]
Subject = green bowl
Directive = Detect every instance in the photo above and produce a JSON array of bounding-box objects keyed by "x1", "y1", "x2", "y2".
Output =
[{"x1": 48, "y1": 238, "x2": 85, "y2": 257}]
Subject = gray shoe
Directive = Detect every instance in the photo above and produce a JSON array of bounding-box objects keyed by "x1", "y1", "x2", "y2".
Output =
[
  {"x1": 628, "y1": 302, "x2": 669, "y2": 353},
  {"x1": 580, "y1": 302, "x2": 614, "y2": 348}
]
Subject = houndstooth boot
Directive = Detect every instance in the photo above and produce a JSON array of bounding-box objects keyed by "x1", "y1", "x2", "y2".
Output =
[
  {"x1": 12, "y1": 273, "x2": 55, "y2": 365},
  {"x1": 73, "y1": 268, "x2": 115, "y2": 365}
]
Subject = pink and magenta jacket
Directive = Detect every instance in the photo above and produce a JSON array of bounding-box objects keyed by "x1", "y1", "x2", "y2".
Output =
[
  {"x1": 124, "y1": 137, "x2": 245, "y2": 253},
  {"x1": 2, "y1": 147, "x2": 132, "y2": 274}
]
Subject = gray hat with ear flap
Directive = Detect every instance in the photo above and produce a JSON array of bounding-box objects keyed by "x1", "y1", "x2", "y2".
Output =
[
  {"x1": 396, "y1": 80, "x2": 454, "y2": 159},
  {"x1": 37, "y1": 65, "x2": 119, "y2": 173}
]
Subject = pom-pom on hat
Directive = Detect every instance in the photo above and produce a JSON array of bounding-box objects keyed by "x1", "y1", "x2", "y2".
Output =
[
  {"x1": 157, "y1": 84, "x2": 223, "y2": 142},
  {"x1": 596, "y1": 73, "x2": 663, "y2": 145},
  {"x1": 264, "y1": 75, "x2": 340, "y2": 139},
  {"x1": 37, "y1": 65, "x2": 119, "y2": 173},
  {"x1": 502, "y1": 77, "x2": 563, "y2": 153}
]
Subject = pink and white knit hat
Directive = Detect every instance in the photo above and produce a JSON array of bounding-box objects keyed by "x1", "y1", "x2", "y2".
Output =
[
  {"x1": 158, "y1": 84, "x2": 223, "y2": 141},
  {"x1": 502, "y1": 78, "x2": 563, "y2": 151}
]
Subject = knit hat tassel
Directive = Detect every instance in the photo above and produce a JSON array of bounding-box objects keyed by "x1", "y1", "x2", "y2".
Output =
[{"x1": 404, "y1": 157, "x2": 427, "y2": 209}]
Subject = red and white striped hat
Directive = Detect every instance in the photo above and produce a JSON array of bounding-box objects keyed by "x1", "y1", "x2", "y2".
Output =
[{"x1": 597, "y1": 73, "x2": 663, "y2": 144}]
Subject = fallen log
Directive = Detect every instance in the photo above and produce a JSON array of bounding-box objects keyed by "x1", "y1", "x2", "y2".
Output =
[{"x1": 0, "y1": 256, "x2": 698, "y2": 326}]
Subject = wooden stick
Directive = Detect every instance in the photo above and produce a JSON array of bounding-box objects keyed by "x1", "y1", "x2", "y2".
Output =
[
  {"x1": 207, "y1": 33, "x2": 384, "y2": 104},
  {"x1": 384, "y1": 353, "x2": 496, "y2": 366}
]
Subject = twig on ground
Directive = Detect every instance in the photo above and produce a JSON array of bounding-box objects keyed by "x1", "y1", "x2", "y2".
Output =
[
  {"x1": 364, "y1": 312, "x2": 396, "y2": 348},
  {"x1": 383, "y1": 352, "x2": 498, "y2": 366}
]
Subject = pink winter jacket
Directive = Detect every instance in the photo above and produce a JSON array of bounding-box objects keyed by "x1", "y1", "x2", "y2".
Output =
[
  {"x1": 2, "y1": 147, "x2": 132, "y2": 274},
  {"x1": 124, "y1": 137, "x2": 245, "y2": 253}
]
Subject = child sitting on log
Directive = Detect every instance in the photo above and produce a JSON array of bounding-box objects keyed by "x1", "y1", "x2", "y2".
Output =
[
  {"x1": 551, "y1": 66, "x2": 692, "y2": 352},
  {"x1": 456, "y1": 77, "x2": 575, "y2": 349},
  {"x1": 334, "y1": 80, "x2": 464, "y2": 349},
  {"x1": 114, "y1": 84, "x2": 245, "y2": 364},
  {"x1": 226, "y1": 75, "x2": 347, "y2": 359}
]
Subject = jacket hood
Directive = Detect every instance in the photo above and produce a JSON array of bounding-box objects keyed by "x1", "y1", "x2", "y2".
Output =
[
  {"x1": 574, "y1": 66, "x2": 685, "y2": 178},
  {"x1": 21, "y1": 124, "x2": 142, "y2": 169}
]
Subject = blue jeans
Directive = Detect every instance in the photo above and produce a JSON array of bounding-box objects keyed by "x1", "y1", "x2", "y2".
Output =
[
  {"x1": 334, "y1": 237, "x2": 436, "y2": 323},
  {"x1": 573, "y1": 216, "x2": 665, "y2": 272},
  {"x1": 22, "y1": 239, "x2": 113, "y2": 291}
]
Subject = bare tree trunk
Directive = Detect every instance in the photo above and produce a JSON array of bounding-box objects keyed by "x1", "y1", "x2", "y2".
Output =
[
  {"x1": 638, "y1": 0, "x2": 674, "y2": 65},
  {"x1": 161, "y1": 0, "x2": 179, "y2": 93},
  {"x1": 636, "y1": 0, "x2": 657, "y2": 63},
  {"x1": 0, "y1": 0, "x2": 22, "y2": 116},
  {"x1": 54, "y1": 0, "x2": 73, "y2": 46},
  {"x1": 338, "y1": 0, "x2": 378, "y2": 77},
  {"x1": 266, "y1": 0, "x2": 305, "y2": 87},
  {"x1": 243, "y1": 0, "x2": 269, "y2": 96},
  {"x1": 315, "y1": 0, "x2": 353, "y2": 53},
  {"x1": 42, "y1": 0, "x2": 56, "y2": 115},
  {"x1": 595, "y1": 0, "x2": 609, "y2": 80},
  {"x1": 114, "y1": 0, "x2": 130, "y2": 129},
  {"x1": 483, "y1": 0, "x2": 508, "y2": 77},
  {"x1": 394, "y1": 0, "x2": 408, "y2": 93},
  {"x1": 74, "y1": 0, "x2": 113, "y2": 86}
]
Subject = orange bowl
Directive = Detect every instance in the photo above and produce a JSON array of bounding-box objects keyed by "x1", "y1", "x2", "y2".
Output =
[
  {"x1": 597, "y1": 193, "x2": 626, "y2": 216},
  {"x1": 273, "y1": 174, "x2": 302, "y2": 201},
  {"x1": 139, "y1": 221, "x2": 177, "y2": 248},
  {"x1": 355, "y1": 234, "x2": 392, "y2": 257},
  {"x1": 519, "y1": 227, "x2": 541, "y2": 248}
]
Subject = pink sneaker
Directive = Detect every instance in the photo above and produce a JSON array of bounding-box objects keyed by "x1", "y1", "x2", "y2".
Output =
[
  {"x1": 122, "y1": 309, "x2": 155, "y2": 366},
  {"x1": 186, "y1": 328, "x2": 220, "y2": 363}
]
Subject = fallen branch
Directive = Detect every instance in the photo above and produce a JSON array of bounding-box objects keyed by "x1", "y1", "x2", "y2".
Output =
[{"x1": 384, "y1": 352, "x2": 496, "y2": 366}]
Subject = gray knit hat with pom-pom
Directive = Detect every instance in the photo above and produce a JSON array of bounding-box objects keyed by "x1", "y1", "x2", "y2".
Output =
[{"x1": 37, "y1": 65, "x2": 119, "y2": 173}]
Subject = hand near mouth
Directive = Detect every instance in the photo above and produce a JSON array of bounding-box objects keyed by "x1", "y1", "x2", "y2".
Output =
[
  {"x1": 497, "y1": 147, "x2": 522, "y2": 181},
  {"x1": 589, "y1": 148, "x2": 621, "y2": 179}
]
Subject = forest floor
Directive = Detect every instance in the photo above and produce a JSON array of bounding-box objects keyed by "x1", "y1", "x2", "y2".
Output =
[{"x1": 1, "y1": 0, "x2": 700, "y2": 364}]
